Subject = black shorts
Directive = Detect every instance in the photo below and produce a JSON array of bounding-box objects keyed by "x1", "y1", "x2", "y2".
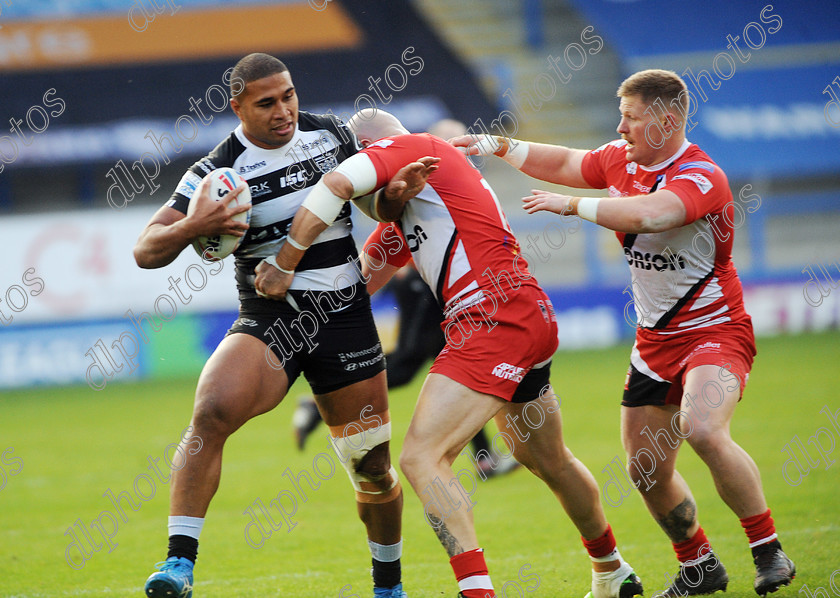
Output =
[
  {"x1": 511, "y1": 362, "x2": 552, "y2": 403},
  {"x1": 226, "y1": 292, "x2": 385, "y2": 394}
]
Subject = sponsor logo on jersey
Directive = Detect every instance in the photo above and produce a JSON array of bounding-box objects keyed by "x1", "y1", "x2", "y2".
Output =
[
  {"x1": 249, "y1": 181, "x2": 272, "y2": 198},
  {"x1": 626, "y1": 162, "x2": 638, "y2": 174},
  {"x1": 239, "y1": 161, "x2": 267, "y2": 174},
  {"x1": 279, "y1": 169, "x2": 309, "y2": 189},
  {"x1": 624, "y1": 248, "x2": 686, "y2": 271},
  {"x1": 406, "y1": 225, "x2": 428, "y2": 252},
  {"x1": 678, "y1": 160, "x2": 715, "y2": 174},
  {"x1": 175, "y1": 171, "x2": 203, "y2": 198},
  {"x1": 608, "y1": 185, "x2": 628, "y2": 197},
  {"x1": 197, "y1": 158, "x2": 216, "y2": 175},
  {"x1": 673, "y1": 173, "x2": 712, "y2": 195},
  {"x1": 633, "y1": 180, "x2": 652, "y2": 193},
  {"x1": 492, "y1": 362, "x2": 526, "y2": 382}
]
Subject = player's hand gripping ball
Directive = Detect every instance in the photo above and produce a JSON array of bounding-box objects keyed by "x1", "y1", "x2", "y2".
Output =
[{"x1": 189, "y1": 167, "x2": 252, "y2": 260}]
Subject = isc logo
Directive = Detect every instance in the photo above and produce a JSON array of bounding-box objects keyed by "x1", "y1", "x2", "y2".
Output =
[
  {"x1": 279, "y1": 170, "x2": 308, "y2": 189},
  {"x1": 406, "y1": 225, "x2": 428, "y2": 252}
]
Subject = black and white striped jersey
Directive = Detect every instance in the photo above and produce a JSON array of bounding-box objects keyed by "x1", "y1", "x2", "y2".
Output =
[{"x1": 166, "y1": 111, "x2": 363, "y2": 305}]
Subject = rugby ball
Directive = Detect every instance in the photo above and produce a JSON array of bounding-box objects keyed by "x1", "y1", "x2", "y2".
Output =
[{"x1": 189, "y1": 167, "x2": 252, "y2": 261}]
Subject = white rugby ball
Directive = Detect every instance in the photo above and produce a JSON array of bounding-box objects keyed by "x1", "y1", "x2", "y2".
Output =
[{"x1": 189, "y1": 167, "x2": 252, "y2": 261}]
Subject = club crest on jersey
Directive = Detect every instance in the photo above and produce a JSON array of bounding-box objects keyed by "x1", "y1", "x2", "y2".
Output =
[
  {"x1": 626, "y1": 162, "x2": 637, "y2": 174},
  {"x1": 314, "y1": 155, "x2": 339, "y2": 174}
]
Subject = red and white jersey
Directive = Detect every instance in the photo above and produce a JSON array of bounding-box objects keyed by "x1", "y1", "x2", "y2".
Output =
[
  {"x1": 361, "y1": 133, "x2": 538, "y2": 314},
  {"x1": 581, "y1": 139, "x2": 750, "y2": 334}
]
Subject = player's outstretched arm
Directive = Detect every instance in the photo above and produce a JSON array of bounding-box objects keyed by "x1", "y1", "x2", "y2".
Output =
[
  {"x1": 361, "y1": 255, "x2": 401, "y2": 295},
  {"x1": 134, "y1": 184, "x2": 249, "y2": 269},
  {"x1": 448, "y1": 134, "x2": 592, "y2": 188},
  {"x1": 522, "y1": 188, "x2": 687, "y2": 233},
  {"x1": 255, "y1": 156, "x2": 437, "y2": 299}
]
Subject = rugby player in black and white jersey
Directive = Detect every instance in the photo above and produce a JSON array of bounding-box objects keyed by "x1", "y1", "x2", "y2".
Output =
[{"x1": 133, "y1": 53, "x2": 435, "y2": 598}]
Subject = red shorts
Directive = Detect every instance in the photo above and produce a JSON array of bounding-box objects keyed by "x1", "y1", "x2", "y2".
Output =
[
  {"x1": 430, "y1": 284, "x2": 559, "y2": 401},
  {"x1": 622, "y1": 319, "x2": 756, "y2": 407}
]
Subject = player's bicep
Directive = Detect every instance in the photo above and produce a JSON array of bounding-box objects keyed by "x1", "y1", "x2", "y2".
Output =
[
  {"x1": 642, "y1": 190, "x2": 687, "y2": 230},
  {"x1": 332, "y1": 153, "x2": 380, "y2": 197}
]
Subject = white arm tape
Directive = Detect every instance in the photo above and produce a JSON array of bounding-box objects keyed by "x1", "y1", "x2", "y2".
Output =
[
  {"x1": 301, "y1": 179, "x2": 346, "y2": 225},
  {"x1": 502, "y1": 139, "x2": 529, "y2": 169},
  {"x1": 577, "y1": 197, "x2": 600, "y2": 223},
  {"x1": 333, "y1": 152, "x2": 379, "y2": 197}
]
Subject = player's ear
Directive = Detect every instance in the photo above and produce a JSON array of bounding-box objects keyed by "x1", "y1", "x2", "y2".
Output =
[
  {"x1": 230, "y1": 97, "x2": 242, "y2": 119},
  {"x1": 662, "y1": 111, "x2": 680, "y2": 133}
]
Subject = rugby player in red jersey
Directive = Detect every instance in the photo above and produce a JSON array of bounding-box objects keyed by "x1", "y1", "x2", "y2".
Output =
[
  {"x1": 451, "y1": 69, "x2": 795, "y2": 597},
  {"x1": 260, "y1": 108, "x2": 645, "y2": 598}
]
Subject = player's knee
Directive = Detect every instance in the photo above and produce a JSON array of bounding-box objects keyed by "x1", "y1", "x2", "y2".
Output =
[
  {"x1": 191, "y1": 394, "x2": 240, "y2": 439},
  {"x1": 334, "y1": 420, "x2": 401, "y2": 498},
  {"x1": 356, "y1": 442, "x2": 391, "y2": 479},
  {"x1": 685, "y1": 425, "x2": 727, "y2": 456},
  {"x1": 398, "y1": 446, "x2": 422, "y2": 481}
]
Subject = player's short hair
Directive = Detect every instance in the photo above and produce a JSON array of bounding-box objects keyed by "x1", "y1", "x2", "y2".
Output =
[
  {"x1": 230, "y1": 53, "x2": 289, "y2": 98},
  {"x1": 617, "y1": 69, "x2": 689, "y2": 117}
]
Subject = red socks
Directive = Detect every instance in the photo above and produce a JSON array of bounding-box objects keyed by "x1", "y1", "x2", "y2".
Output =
[
  {"x1": 450, "y1": 548, "x2": 495, "y2": 598},
  {"x1": 673, "y1": 527, "x2": 712, "y2": 563},
  {"x1": 582, "y1": 525, "x2": 618, "y2": 560},
  {"x1": 740, "y1": 509, "x2": 778, "y2": 548}
]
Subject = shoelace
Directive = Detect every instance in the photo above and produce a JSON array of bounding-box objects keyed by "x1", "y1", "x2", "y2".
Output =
[{"x1": 154, "y1": 559, "x2": 191, "y2": 572}]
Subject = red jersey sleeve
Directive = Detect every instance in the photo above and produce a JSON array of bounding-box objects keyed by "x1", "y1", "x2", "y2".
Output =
[
  {"x1": 581, "y1": 141, "x2": 624, "y2": 189},
  {"x1": 663, "y1": 162, "x2": 731, "y2": 224},
  {"x1": 363, "y1": 223, "x2": 411, "y2": 269},
  {"x1": 361, "y1": 133, "x2": 437, "y2": 188}
]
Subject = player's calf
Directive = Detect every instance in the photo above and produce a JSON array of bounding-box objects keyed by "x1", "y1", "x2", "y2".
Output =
[{"x1": 626, "y1": 447, "x2": 658, "y2": 490}]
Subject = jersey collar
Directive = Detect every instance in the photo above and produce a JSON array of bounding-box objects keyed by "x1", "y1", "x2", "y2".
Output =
[{"x1": 638, "y1": 139, "x2": 691, "y2": 172}]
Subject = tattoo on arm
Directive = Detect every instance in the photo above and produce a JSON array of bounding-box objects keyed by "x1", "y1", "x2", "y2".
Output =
[
  {"x1": 427, "y1": 514, "x2": 464, "y2": 557},
  {"x1": 656, "y1": 497, "x2": 697, "y2": 542}
]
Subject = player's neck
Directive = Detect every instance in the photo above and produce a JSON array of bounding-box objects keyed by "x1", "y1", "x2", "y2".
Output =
[{"x1": 641, "y1": 138, "x2": 690, "y2": 171}]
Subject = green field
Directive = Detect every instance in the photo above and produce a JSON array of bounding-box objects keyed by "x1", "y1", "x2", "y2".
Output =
[{"x1": 1, "y1": 331, "x2": 838, "y2": 597}]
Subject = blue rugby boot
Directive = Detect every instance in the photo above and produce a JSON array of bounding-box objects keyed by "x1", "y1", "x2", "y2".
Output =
[
  {"x1": 374, "y1": 582, "x2": 407, "y2": 597},
  {"x1": 144, "y1": 556, "x2": 194, "y2": 597}
]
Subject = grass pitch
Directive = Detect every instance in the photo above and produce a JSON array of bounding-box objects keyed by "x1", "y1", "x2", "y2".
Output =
[{"x1": 0, "y1": 331, "x2": 838, "y2": 597}]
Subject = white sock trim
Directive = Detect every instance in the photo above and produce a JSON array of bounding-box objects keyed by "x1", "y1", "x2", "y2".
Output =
[
  {"x1": 369, "y1": 538, "x2": 402, "y2": 562},
  {"x1": 168, "y1": 516, "x2": 205, "y2": 540},
  {"x1": 458, "y1": 575, "x2": 495, "y2": 591},
  {"x1": 590, "y1": 548, "x2": 622, "y2": 563},
  {"x1": 681, "y1": 551, "x2": 713, "y2": 567},
  {"x1": 749, "y1": 533, "x2": 778, "y2": 548}
]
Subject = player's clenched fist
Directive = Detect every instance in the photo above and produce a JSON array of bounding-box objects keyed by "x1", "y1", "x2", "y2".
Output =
[
  {"x1": 448, "y1": 134, "x2": 508, "y2": 157},
  {"x1": 254, "y1": 256, "x2": 293, "y2": 300}
]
